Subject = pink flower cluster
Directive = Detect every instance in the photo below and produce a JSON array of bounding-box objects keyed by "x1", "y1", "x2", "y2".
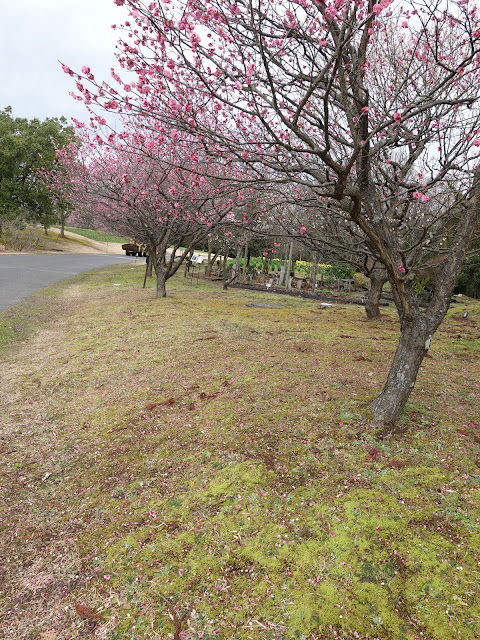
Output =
[
  {"x1": 373, "y1": 0, "x2": 392, "y2": 15},
  {"x1": 413, "y1": 191, "x2": 430, "y2": 203}
]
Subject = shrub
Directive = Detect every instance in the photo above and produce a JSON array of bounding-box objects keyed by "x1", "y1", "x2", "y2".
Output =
[
  {"x1": 455, "y1": 257, "x2": 480, "y2": 298},
  {"x1": 323, "y1": 263, "x2": 354, "y2": 279},
  {"x1": 353, "y1": 272, "x2": 370, "y2": 289}
]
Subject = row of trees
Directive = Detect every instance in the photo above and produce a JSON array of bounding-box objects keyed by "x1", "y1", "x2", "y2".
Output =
[{"x1": 50, "y1": 0, "x2": 480, "y2": 427}]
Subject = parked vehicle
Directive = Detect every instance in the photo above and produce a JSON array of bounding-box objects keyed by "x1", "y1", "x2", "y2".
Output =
[{"x1": 121, "y1": 242, "x2": 148, "y2": 257}]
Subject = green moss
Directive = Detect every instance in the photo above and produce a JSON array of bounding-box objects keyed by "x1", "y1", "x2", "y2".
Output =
[{"x1": 2, "y1": 270, "x2": 480, "y2": 639}]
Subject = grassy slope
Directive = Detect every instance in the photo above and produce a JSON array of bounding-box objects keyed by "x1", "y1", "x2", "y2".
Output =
[
  {"x1": 62, "y1": 227, "x2": 130, "y2": 243},
  {"x1": 1, "y1": 225, "x2": 95, "y2": 252},
  {"x1": 0, "y1": 267, "x2": 479, "y2": 640}
]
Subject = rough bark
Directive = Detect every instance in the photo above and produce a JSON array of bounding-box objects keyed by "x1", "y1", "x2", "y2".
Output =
[
  {"x1": 365, "y1": 274, "x2": 387, "y2": 320},
  {"x1": 146, "y1": 254, "x2": 153, "y2": 278},
  {"x1": 155, "y1": 266, "x2": 167, "y2": 298},
  {"x1": 371, "y1": 312, "x2": 432, "y2": 425},
  {"x1": 151, "y1": 249, "x2": 167, "y2": 298}
]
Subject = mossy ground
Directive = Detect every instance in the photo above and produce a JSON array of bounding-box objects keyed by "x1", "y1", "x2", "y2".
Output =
[{"x1": 0, "y1": 267, "x2": 479, "y2": 640}]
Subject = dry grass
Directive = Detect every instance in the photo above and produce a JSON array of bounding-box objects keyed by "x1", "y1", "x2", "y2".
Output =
[{"x1": 0, "y1": 267, "x2": 479, "y2": 640}]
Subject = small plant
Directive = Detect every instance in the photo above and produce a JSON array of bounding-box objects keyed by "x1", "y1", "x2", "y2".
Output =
[{"x1": 413, "y1": 276, "x2": 430, "y2": 293}]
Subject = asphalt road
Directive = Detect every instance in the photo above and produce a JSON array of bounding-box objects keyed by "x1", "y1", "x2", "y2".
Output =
[{"x1": 0, "y1": 254, "x2": 140, "y2": 312}]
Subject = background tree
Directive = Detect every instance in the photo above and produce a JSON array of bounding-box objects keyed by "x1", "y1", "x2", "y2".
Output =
[
  {"x1": 0, "y1": 106, "x2": 74, "y2": 234},
  {"x1": 63, "y1": 122, "x2": 241, "y2": 297}
]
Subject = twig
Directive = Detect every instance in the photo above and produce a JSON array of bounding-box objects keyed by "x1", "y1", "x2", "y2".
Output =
[{"x1": 159, "y1": 594, "x2": 191, "y2": 640}]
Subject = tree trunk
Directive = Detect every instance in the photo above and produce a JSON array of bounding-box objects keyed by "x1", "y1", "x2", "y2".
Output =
[
  {"x1": 365, "y1": 274, "x2": 387, "y2": 319},
  {"x1": 152, "y1": 251, "x2": 167, "y2": 298},
  {"x1": 146, "y1": 253, "x2": 153, "y2": 277},
  {"x1": 222, "y1": 247, "x2": 229, "y2": 290},
  {"x1": 155, "y1": 267, "x2": 167, "y2": 298},
  {"x1": 233, "y1": 242, "x2": 242, "y2": 281},
  {"x1": 60, "y1": 220, "x2": 65, "y2": 238},
  {"x1": 370, "y1": 312, "x2": 433, "y2": 425}
]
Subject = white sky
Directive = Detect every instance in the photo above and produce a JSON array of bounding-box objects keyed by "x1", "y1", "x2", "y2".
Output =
[{"x1": 0, "y1": 0, "x2": 130, "y2": 123}]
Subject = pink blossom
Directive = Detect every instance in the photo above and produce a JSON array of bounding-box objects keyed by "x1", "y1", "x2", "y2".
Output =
[
  {"x1": 373, "y1": 4, "x2": 382, "y2": 15},
  {"x1": 81, "y1": 66, "x2": 91, "y2": 75},
  {"x1": 473, "y1": 138, "x2": 480, "y2": 147},
  {"x1": 361, "y1": 107, "x2": 369, "y2": 115},
  {"x1": 393, "y1": 112, "x2": 402, "y2": 124},
  {"x1": 190, "y1": 32, "x2": 201, "y2": 51},
  {"x1": 413, "y1": 191, "x2": 429, "y2": 203},
  {"x1": 299, "y1": 224, "x2": 306, "y2": 236},
  {"x1": 114, "y1": 0, "x2": 124, "y2": 5},
  {"x1": 61, "y1": 63, "x2": 74, "y2": 76},
  {"x1": 246, "y1": 63, "x2": 255, "y2": 83},
  {"x1": 325, "y1": 8, "x2": 337, "y2": 21},
  {"x1": 103, "y1": 574, "x2": 111, "y2": 580},
  {"x1": 398, "y1": 265, "x2": 406, "y2": 273}
]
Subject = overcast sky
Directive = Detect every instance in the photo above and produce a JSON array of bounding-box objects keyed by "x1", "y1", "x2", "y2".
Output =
[{"x1": 0, "y1": 0, "x2": 130, "y2": 123}]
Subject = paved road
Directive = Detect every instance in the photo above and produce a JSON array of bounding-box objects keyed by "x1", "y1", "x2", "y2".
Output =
[{"x1": 0, "y1": 254, "x2": 140, "y2": 312}]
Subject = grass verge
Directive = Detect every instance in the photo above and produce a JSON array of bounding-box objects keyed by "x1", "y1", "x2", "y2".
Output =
[
  {"x1": 61, "y1": 227, "x2": 130, "y2": 243},
  {"x1": 0, "y1": 267, "x2": 479, "y2": 640}
]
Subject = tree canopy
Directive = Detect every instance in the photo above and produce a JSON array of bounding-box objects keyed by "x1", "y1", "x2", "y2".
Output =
[{"x1": 0, "y1": 106, "x2": 74, "y2": 230}]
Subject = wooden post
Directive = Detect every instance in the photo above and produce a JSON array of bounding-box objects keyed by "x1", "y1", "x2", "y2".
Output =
[
  {"x1": 311, "y1": 251, "x2": 318, "y2": 292},
  {"x1": 286, "y1": 241, "x2": 293, "y2": 290},
  {"x1": 243, "y1": 242, "x2": 248, "y2": 282}
]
